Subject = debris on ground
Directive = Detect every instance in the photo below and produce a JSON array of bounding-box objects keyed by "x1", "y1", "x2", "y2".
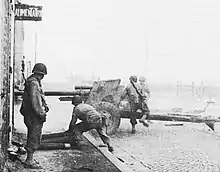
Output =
[{"x1": 6, "y1": 134, "x2": 121, "y2": 172}]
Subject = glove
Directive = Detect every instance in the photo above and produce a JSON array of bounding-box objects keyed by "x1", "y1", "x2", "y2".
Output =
[
  {"x1": 39, "y1": 114, "x2": 47, "y2": 123},
  {"x1": 44, "y1": 105, "x2": 49, "y2": 113},
  {"x1": 102, "y1": 116, "x2": 107, "y2": 127}
]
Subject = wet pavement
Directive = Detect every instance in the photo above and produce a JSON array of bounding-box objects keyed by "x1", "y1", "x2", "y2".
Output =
[
  {"x1": 110, "y1": 120, "x2": 220, "y2": 172},
  {"x1": 9, "y1": 120, "x2": 220, "y2": 172},
  {"x1": 12, "y1": 97, "x2": 220, "y2": 172}
]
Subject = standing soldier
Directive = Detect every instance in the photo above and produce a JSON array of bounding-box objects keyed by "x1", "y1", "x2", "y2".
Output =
[
  {"x1": 20, "y1": 63, "x2": 49, "y2": 169},
  {"x1": 67, "y1": 95, "x2": 114, "y2": 152},
  {"x1": 138, "y1": 76, "x2": 151, "y2": 124},
  {"x1": 120, "y1": 75, "x2": 149, "y2": 133}
]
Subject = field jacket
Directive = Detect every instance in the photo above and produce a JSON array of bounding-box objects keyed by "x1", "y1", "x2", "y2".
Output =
[
  {"x1": 20, "y1": 75, "x2": 46, "y2": 118},
  {"x1": 121, "y1": 82, "x2": 142, "y2": 103}
]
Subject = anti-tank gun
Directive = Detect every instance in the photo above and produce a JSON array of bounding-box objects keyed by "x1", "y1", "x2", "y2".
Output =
[
  {"x1": 14, "y1": 79, "x2": 220, "y2": 134},
  {"x1": 14, "y1": 79, "x2": 122, "y2": 135},
  {"x1": 70, "y1": 79, "x2": 220, "y2": 133}
]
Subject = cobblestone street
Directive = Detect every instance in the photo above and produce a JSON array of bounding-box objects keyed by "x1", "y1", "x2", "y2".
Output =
[
  {"x1": 110, "y1": 120, "x2": 220, "y2": 172},
  {"x1": 13, "y1": 99, "x2": 220, "y2": 171}
]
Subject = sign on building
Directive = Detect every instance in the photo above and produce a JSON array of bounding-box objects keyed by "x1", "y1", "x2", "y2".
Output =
[{"x1": 15, "y1": 4, "x2": 42, "y2": 21}]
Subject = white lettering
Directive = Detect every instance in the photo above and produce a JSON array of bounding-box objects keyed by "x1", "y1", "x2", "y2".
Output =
[
  {"x1": 26, "y1": 9, "x2": 30, "y2": 17},
  {"x1": 20, "y1": 9, "x2": 24, "y2": 16},
  {"x1": 23, "y1": 9, "x2": 26, "y2": 17},
  {"x1": 15, "y1": 5, "x2": 42, "y2": 20},
  {"x1": 33, "y1": 8, "x2": 37, "y2": 17},
  {"x1": 37, "y1": 9, "x2": 42, "y2": 18},
  {"x1": 29, "y1": 8, "x2": 34, "y2": 17},
  {"x1": 28, "y1": 8, "x2": 33, "y2": 17},
  {"x1": 15, "y1": 9, "x2": 20, "y2": 17}
]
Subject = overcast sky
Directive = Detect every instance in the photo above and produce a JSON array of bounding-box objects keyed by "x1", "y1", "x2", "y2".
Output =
[{"x1": 21, "y1": 0, "x2": 220, "y2": 84}]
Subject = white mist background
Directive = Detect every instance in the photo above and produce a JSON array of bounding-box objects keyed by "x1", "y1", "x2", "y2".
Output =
[
  {"x1": 14, "y1": 0, "x2": 220, "y2": 133},
  {"x1": 21, "y1": 0, "x2": 220, "y2": 85}
]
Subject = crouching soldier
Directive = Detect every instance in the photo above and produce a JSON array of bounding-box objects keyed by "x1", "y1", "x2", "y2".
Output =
[
  {"x1": 67, "y1": 95, "x2": 114, "y2": 152},
  {"x1": 20, "y1": 63, "x2": 49, "y2": 169}
]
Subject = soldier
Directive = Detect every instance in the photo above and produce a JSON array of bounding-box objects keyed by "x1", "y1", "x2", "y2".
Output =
[
  {"x1": 138, "y1": 76, "x2": 151, "y2": 124},
  {"x1": 20, "y1": 63, "x2": 49, "y2": 169},
  {"x1": 120, "y1": 75, "x2": 149, "y2": 134},
  {"x1": 67, "y1": 95, "x2": 114, "y2": 152}
]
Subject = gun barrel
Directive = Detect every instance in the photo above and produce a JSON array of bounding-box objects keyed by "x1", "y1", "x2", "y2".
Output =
[
  {"x1": 14, "y1": 90, "x2": 90, "y2": 96},
  {"x1": 74, "y1": 86, "x2": 93, "y2": 90}
]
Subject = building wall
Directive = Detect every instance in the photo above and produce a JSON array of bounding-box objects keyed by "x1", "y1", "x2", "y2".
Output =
[
  {"x1": 14, "y1": 20, "x2": 25, "y2": 90},
  {"x1": 0, "y1": 0, "x2": 12, "y2": 171},
  {"x1": 0, "y1": 0, "x2": 3, "y2": 169},
  {"x1": 14, "y1": 0, "x2": 25, "y2": 90}
]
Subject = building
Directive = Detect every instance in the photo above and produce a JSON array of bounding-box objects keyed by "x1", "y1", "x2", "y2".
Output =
[{"x1": 0, "y1": 0, "x2": 14, "y2": 171}]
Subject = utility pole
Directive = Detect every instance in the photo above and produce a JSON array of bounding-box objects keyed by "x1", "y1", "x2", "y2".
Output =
[
  {"x1": 146, "y1": 40, "x2": 148, "y2": 74},
  {"x1": 34, "y1": 22, "x2": 37, "y2": 64}
]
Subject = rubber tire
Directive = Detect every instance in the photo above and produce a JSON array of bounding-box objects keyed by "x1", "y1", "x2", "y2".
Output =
[{"x1": 92, "y1": 101, "x2": 121, "y2": 135}]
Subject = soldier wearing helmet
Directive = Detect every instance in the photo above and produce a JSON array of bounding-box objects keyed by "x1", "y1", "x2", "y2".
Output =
[
  {"x1": 32, "y1": 63, "x2": 47, "y2": 75},
  {"x1": 139, "y1": 76, "x2": 146, "y2": 83},
  {"x1": 138, "y1": 76, "x2": 151, "y2": 125},
  {"x1": 129, "y1": 75, "x2": 138, "y2": 82},
  {"x1": 139, "y1": 76, "x2": 151, "y2": 101},
  {"x1": 20, "y1": 63, "x2": 49, "y2": 169},
  {"x1": 120, "y1": 75, "x2": 148, "y2": 133},
  {"x1": 67, "y1": 95, "x2": 114, "y2": 152}
]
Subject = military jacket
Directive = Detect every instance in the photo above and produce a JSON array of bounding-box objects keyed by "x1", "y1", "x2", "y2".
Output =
[
  {"x1": 121, "y1": 82, "x2": 141, "y2": 103},
  {"x1": 139, "y1": 82, "x2": 151, "y2": 101},
  {"x1": 20, "y1": 75, "x2": 46, "y2": 117},
  {"x1": 73, "y1": 104, "x2": 102, "y2": 124}
]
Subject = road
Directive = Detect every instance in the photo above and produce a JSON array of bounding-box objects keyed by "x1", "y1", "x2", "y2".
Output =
[
  {"x1": 14, "y1": 97, "x2": 220, "y2": 171},
  {"x1": 107, "y1": 119, "x2": 220, "y2": 172}
]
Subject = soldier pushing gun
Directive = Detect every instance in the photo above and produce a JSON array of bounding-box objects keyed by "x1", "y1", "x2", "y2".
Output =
[
  {"x1": 66, "y1": 95, "x2": 114, "y2": 152},
  {"x1": 120, "y1": 75, "x2": 150, "y2": 133}
]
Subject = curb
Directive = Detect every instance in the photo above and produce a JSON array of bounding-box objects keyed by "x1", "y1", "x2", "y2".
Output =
[{"x1": 83, "y1": 133, "x2": 134, "y2": 172}]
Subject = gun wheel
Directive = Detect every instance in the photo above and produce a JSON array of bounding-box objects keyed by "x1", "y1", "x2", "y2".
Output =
[{"x1": 92, "y1": 101, "x2": 121, "y2": 135}]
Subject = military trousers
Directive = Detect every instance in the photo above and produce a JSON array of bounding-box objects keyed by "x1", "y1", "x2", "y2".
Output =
[
  {"x1": 129, "y1": 101, "x2": 150, "y2": 126},
  {"x1": 24, "y1": 115, "x2": 43, "y2": 153},
  {"x1": 73, "y1": 120, "x2": 110, "y2": 145}
]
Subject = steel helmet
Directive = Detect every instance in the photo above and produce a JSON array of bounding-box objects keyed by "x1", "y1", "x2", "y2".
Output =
[
  {"x1": 129, "y1": 75, "x2": 137, "y2": 82},
  {"x1": 139, "y1": 76, "x2": 146, "y2": 82},
  {"x1": 72, "y1": 95, "x2": 83, "y2": 105},
  {"x1": 32, "y1": 63, "x2": 47, "y2": 75}
]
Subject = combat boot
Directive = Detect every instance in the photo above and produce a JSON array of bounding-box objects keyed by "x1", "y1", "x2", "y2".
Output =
[
  {"x1": 139, "y1": 119, "x2": 149, "y2": 127},
  {"x1": 70, "y1": 135, "x2": 84, "y2": 150},
  {"x1": 16, "y1": 147, "x2": 27, "y2": 155},
  {"x1": 131, "y1": 125, "x2": 136, "y2": 134},
  {"x1": 24, "y1": 152, "x2": 42, "y2": 169},
  {"x1": 139, "y1": 115, "x2": 149, "y2": 127},
  {"x1": 107, "y1": 143, "x2": 114, "y2": 153}
]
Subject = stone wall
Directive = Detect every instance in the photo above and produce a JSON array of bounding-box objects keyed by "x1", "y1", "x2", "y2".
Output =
[{"x1": 0, "y1": 0, "x2": 12, "y2": 171}]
